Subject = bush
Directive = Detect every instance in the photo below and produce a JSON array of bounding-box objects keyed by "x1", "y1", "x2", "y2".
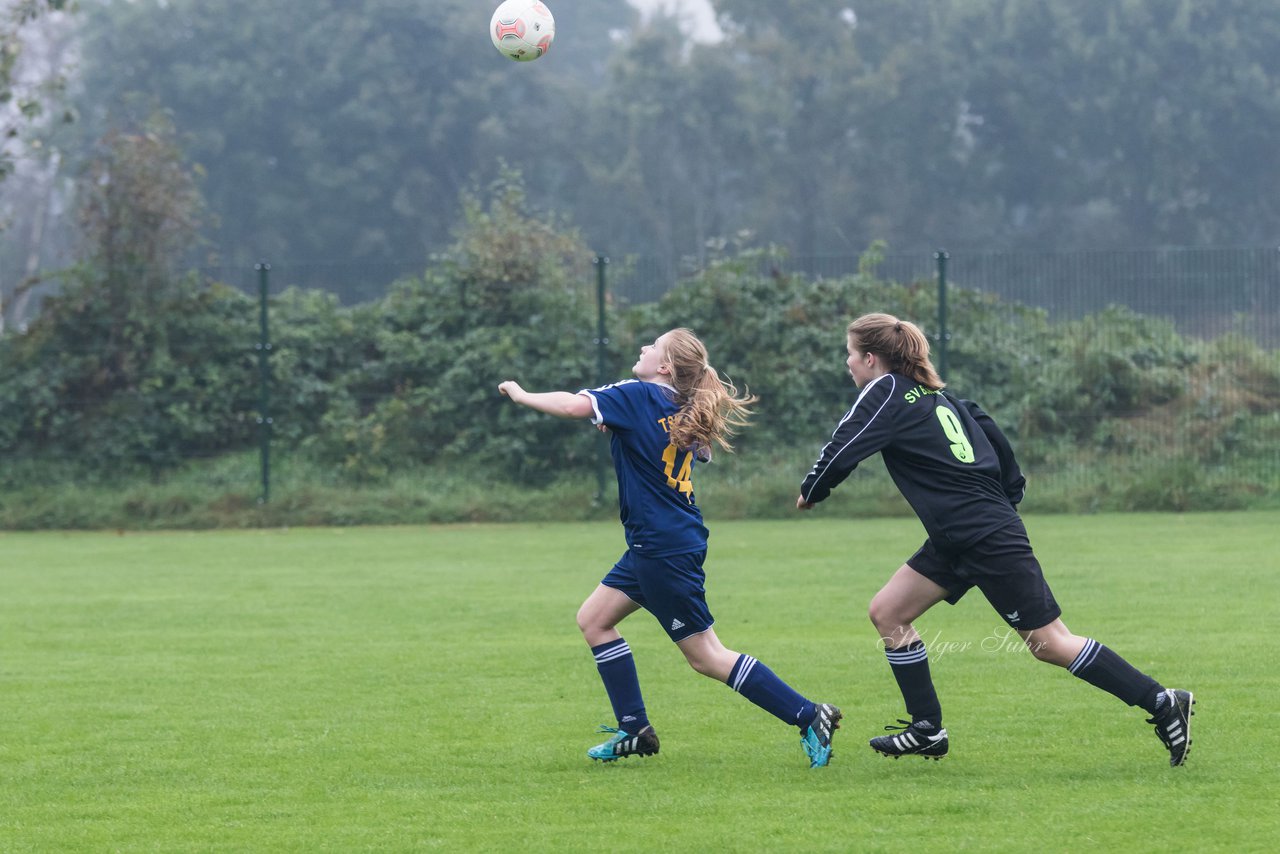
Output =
[
  {"x1": 0, "y1": 271, "x2": 258, "y2": 473},
  {"x1": 3, "y1": 168, "x2": 1278, "y2": 520},
  {"x1": 301, "y1": 172, "x2": 613, "y2": 484}
]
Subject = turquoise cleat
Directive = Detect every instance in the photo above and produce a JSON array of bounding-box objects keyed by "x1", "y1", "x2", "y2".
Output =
[
  {"x1": 801, "y1": 703, "x2": 842, "y2": 768},
  {"x1": 587, "y1": 724, "x2": 660, "y2": 762}
]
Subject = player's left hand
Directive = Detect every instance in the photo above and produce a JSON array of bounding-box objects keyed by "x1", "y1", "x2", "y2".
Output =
[{"x1": 796, "y1": 495, "x2": 815, "y2": 511}]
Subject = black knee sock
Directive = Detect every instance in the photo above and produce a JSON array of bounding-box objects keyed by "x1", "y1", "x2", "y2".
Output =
[
  {"x1": 886, "y1": 640, "x2": 942, "y2": 728},
  {"x1": 1069, "y1": 639, "x2": 1163, "y2": 713}
]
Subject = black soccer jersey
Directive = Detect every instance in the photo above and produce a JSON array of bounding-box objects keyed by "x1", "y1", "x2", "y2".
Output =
[{"x1": 800, "y1": 372, "x2": 1026, "y2": 553}]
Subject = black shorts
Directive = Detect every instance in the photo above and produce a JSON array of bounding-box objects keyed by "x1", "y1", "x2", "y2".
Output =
[{"x1": 906, "y1": 519, "x2": 1062, "y2": 630}]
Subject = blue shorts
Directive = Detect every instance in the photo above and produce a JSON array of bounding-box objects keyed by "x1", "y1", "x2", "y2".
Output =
[
  {"x1": 602, "y1": 549, "x2": 715, "y2": 642},
  {"x1": 906, "y1": 519, "x2": 1062, "y2": 630}
]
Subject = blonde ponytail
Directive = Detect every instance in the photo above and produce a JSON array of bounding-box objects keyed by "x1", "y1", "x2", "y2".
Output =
[{"x1": 660, "y1": 328, "x2": 757, "y2": 452}]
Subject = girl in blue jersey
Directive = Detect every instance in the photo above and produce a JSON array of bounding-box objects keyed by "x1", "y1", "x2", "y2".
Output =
[
  {"x1": 797, "y1": 313, "x2": 1194, "y2": 767},
  {"x1": 499, "y1": 327, "x2": 841, "y2": 767}
]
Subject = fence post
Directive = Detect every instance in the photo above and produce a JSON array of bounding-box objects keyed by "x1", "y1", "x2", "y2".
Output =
[
  {"x1": 256, "y1": 261, "x2": 272, "y2": 504},
  {"x1": 935, "y1": 249, "x2": 950, "y2": 380},
  {"x1": 593, "y1": 255, "x2": 610, "y2": 503}
]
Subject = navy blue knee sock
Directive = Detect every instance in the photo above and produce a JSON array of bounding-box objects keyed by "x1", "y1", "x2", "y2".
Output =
[
  {"x1": 727, "y1": 654, "x2": 816, "y2": 729},
  {"x1": 592, "y1": 638, "x2": 650, "y2": 733}
]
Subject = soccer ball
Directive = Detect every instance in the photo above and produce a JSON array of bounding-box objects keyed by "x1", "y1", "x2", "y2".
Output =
[{"x1": 490, "y1": 0, "x2": 555, "y2": 62}]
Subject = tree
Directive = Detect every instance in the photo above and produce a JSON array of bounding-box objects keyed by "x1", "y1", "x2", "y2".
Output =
[
  {"x1": 1, "y1": 0, "x2": 75, "y2": 333},
  {"x1": 78, "y1": 112, "x2": 207, "y2": 307},
  {"x1": 72, "y1": 0, "x2": 625, "y2": 275},
  {"x1": 57, "y1": 0, "x2": 1280, "y2": 280},
  {"x1": 572, "y1": 21, "x2": 754, "y2": 269},
  {"x1": 304, "y1": 169, "x2": 604, "y2": 482},
  {"x1": 0, "y1": 0, "x2": 70, "y2": 181},
  {"x1": 952, "y1": 0, "x2": 1280, "y2": 246},
  {"x1": 0, "y1": 112, "x2": 257, "y2": 472}
]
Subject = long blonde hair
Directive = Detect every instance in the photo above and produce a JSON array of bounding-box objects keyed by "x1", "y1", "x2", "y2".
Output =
[
  {"x1": 847, "y1": 313, "x2": 945, "y2": 390},
  {"x1": 661, "y1": 328, "x2": 757, "y2": 452}
]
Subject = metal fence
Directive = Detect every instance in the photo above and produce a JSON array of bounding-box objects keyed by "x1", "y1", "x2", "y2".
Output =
[
  {"x1": 598, "y1": 247, "x2": 1280, "y2": 504},
  {"x1": 1, "y1": 246, "x2": 1277, "y2": 514},
  {"x1": 238, "y1": 246, "x2": 1279, "y2": 504},
  {"x1": 602, "y1": 247, "x2": 1280, "y2": 348}
]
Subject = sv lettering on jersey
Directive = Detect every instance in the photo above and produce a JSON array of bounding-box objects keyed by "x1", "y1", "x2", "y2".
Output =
[{"x1": 904, "y1": 385, "x2": 941, "y2": 404}]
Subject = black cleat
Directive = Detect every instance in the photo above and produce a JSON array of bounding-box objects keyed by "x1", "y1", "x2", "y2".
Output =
[
  {"x1": 869, "y1": 719, "x2": 948, "y2": 760},
  {"x1": 587, "y1": 724, "x2": 660, "y2": 762},
  {"x1": 1147, "y1": 688, "x2": 1195, "y2": 767}
]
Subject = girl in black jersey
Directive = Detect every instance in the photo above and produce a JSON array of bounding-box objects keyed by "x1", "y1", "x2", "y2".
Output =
[{"x1": 797, "y1": 313, "x2": 1195, "y2": 766}]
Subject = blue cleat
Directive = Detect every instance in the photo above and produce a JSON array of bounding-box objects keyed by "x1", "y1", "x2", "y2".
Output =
[
  {"x1": 800, "y1": 703, "x2": 842, "y2": 768},
  {"x1": 587, "y1": 724, "x2": 660, "y2": 762}
]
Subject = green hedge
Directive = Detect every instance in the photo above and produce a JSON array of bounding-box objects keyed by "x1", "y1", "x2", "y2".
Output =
[{"x1": 2, "y1": 191, "x2": 1278, "y2": 522}]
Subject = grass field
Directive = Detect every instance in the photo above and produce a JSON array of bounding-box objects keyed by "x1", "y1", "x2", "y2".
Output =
[{"x1": 2, "y1": 513, "x2": 1278, "y2": 852}]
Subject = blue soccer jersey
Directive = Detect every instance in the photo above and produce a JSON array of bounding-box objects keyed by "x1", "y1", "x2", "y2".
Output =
[{"x1": 580, "y1": 379, "x2": 708, "y2": 558}]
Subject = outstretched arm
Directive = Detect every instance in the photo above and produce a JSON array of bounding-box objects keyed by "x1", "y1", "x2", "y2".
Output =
[
  {"x1": 797, "y1": 376, "x2": 897, "y2": 509},
  {"x1": 498, "y1": 381, "x2": 595, "y2": 420}
]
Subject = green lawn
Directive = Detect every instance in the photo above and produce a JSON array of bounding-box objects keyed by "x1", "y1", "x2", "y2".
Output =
[{"x1": 2, "y1": 514, "x2": 1277, "y2": 852}]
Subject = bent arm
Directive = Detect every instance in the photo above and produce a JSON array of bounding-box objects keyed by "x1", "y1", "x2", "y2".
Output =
[
  {"x1": 959, "y1": 398, "x2": 1026, "y2": 506},
  {"x1": 498, "y1": 381, "x2": 595, "y2": 419}
]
